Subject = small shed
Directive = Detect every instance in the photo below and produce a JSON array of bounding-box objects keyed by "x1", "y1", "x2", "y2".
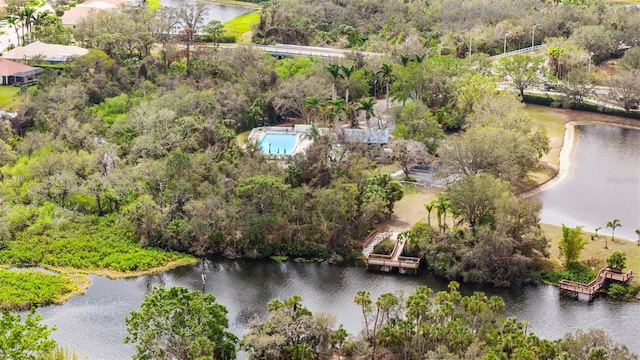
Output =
[{"x1": 0, "y1": 59, "x2": 43, "y2": 85}]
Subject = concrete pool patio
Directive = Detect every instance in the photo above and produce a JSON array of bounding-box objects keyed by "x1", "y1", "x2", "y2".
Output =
[{"x1": 247, "y1": 125, "x2": 317, "y2": 157}]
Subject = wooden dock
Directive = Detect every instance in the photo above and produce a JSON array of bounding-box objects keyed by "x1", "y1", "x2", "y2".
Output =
[
  {"x1": 560, "y1": 267, "x2": 634, "y2": 301},
  {"x1": 366, "y1": 235, "x2": 421, "y2": 274}
]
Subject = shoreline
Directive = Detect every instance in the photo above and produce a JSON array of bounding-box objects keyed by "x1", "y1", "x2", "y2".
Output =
[
  {"x1": 202, "y1": 0, "x2": 261, "y2": 9},
  {"x1": 1, "y1": 257, "x2": 198, "y2": 311}
]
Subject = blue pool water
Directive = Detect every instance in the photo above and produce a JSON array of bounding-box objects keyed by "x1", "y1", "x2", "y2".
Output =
[{"x1": 259, "y1": 133, "x2": 298, "y2": 155}]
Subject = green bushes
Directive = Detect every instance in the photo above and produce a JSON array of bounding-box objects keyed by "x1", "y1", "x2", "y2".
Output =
[
  {"x1": 0, "y1": 269, "x2": 76, "y2": 310},
  {"x1": 372, "y1": 239, "x2": 395, "y2": 255},
  {"x1": 199, "y1": 34, "x2": 236, "y2": 44},
  {"x1": 0, "y1": 217, "x2": 192, "y2": 272},
  {"x1": 523, "y1": 94, "x2": 640, "y2": 120},
  {"x1": 538, "y1": 263, "x2": 596, "y2": 284},
  {"x1": 606, "y1": 283, "x2": 636, "y2": 301}
]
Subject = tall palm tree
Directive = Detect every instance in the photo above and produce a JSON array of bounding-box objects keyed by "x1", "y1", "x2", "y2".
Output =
[
  {"x1": 22, "y1": 6, "x2": 36, "y2": 39},
  {"x1": 326, "y1": 63, "x2": 342, "y2": 100},
  {"x1": 303, "y1": 96, "x2": 321, "y2": 124},
  {"x1": 377, "y1": 63, "x2": 393, "y2": 108},
  {"x1": 7, "y1": 16, "x2": 21, "y2": 46},
  {"x1": 435, "y1": 194, "x2": 450, "y2": 233},
  {"x1": 636, "y1": 228, "x2": 640, "y2": 246},
  {"x1": 326, "y1": 98, "x2": 347, "y2": 128},
  {"x1": 424, "y1": 202, "x2": 435, "y2": 227},
  {"x1": 357, "y1": 97, "x2": 376, "y2": 128},
  {"x1": 605, "y1": 219, "x2": 621, "y2": 248},
  {"x1": 340, "y1": 64, "x2": 356, "y2": 104}
]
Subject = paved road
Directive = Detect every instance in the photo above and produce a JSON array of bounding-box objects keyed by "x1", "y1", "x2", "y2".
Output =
[
  {"x1": 217, "y1": 43, "x2": 381, "y2": 59},
  {"x1": 394, "y1": 165, "x2": 447, "y2": 188}
]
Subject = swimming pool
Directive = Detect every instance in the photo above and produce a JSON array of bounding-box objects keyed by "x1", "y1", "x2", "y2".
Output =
[{"x1": 259, "y1": 133, "x2": 299, "y2": 155}]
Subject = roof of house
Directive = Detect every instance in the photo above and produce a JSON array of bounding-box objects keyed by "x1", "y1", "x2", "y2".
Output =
[
  {"x1": 60, "y1": 6, "x2": 98, "y2": 26},
  {"x1": 339, "y1": 128, "x2": 390, "y2": 144},
  {"x1": 1, "y1": 41, "x2": 89, "y2": 62},
  {"x1": 0, "y1": 58, "x2": 43, "y2": 77}
]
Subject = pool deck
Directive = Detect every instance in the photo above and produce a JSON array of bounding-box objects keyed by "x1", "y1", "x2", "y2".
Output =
[{"x1": 248, "y1": 126, "x2": 314, "y2": 157}]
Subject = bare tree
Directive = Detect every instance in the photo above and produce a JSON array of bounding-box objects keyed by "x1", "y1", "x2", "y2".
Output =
[
  {"x1": 153, "y1": 7, "x2": 180, "y2": 69},
  {"x1": 608, "y1": 70, "x2": 640, "y2": 112},
  {"x1": 392, "y1": 139, "x2": 430, "y2": 178},
  {"x1": 178, "y1": 2, "x2": 208, "y2": 74}
]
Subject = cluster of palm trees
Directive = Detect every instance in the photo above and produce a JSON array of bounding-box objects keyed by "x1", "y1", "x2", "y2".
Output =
[
  {"x1": 424, "y1": 194, "x2": 451, "y2": 233},
  {"x1": 7, "y1": 7, "x2": 56, "y2": 46},
  {"x1": 301, "y1": 62, "x2": 396, "y2": 129},
  {"x1": 302, "y1": 94, "x2": 376, "y2": 129}
]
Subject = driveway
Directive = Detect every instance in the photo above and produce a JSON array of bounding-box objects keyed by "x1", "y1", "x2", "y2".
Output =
[{"x1": 395, "y1": 165, "x2": 447, "y2": 188}]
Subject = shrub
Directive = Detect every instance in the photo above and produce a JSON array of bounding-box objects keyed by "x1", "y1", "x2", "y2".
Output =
[
  {"x1": 606, "y1": 283, "x2": 635, "y2": 301},
  {"x1": 538, "y1": 263, "x2": 596, "y2": 284},
  {"x1": 372, "y1": 238, "x2": 395, "y2": 255},
  {"x1": 606, "y1": 251, "x2": 626, "y2": 271}
]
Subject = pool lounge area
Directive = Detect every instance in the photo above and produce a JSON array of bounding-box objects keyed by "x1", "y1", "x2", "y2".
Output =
[{"x1": 247, "y1": 125, "x2": 316, "y2": 157}]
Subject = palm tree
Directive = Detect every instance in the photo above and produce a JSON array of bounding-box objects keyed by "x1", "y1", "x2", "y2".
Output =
[
  {"x1": 377, "y1": 63, "x2": 393, "y2": 108},
  {"x1": 435, "y1": 194, "x2": 450, "y2": 233},
  {"x1": 303, "y1": 96, "x2": 321, "y2": 124},
  {"x1": 353, "y1": 290, "x2": 372, "y2": 338},
  {"x1": 424, "y1": 202, "x2": 435, "y2": 227},
  {"x1": 594, "y1": 226, "x2": 602, "y2": 238},
  {"x1": 399, "y1": 54, "x2": 411, "y2": 66},
  {"x1": 605, "y1": 219, "x2": 621, "y2": 248},
  {"x1": 22, "y1": 6, "x2": 36, "y2": 39},
  {"x1": 326, "y1": 63, "x2": 342, "y2": 100},
  {"x1": 7, "y1": 16, "x2": 21, "y2": 46},
  {"x1": 357, "y1": 97, "x2": 376, "y2": 128},
  {"x1": 326, "y1": 98, "x2": 347, "y2": 128},
  {"x1": 302, "y1": 124, "x2": 322, "y2": 142},
  {"x1": 635, "y1": 228, "x2": 640, "y2": 246},
  {"x1": 340, "y1": 64, "x2": 356, "y2": 104},
  {"x1": 434, "y1": 105, "x2": 451, "y2": 128}
]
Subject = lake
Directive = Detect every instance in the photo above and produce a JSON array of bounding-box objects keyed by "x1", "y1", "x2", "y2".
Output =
[
  {"x1": 157, "y1": 0, "x2": 254, "y2": 24},
  {"x1": 537, "y1": 124, "x2": 640, "y2": 241},
  {"x1": 38, "y1": 259, "x2": 640, "y2": 359}
]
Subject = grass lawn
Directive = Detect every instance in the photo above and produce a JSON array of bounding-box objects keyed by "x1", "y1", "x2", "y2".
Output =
[
  {"x1": 0, "y1": 86, "x2": 23, "y2": 111},
  {"x1": 146, "y1": 0, "x2": 160, "y2": 11},
  {"x1": 542, "y1": 223, "x2": 640, "y2": 286},
  {"x1": 223, "y1": 11, "x2": 260, "y2": 43}
]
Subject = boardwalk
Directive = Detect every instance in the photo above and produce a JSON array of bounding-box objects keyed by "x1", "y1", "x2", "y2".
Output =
[
  {"x1": 560, "y1": 267, "x2": 634, "y2": 301},
  {"x1": 366, "y1": 234, "x2": 421, "y2": 274}
]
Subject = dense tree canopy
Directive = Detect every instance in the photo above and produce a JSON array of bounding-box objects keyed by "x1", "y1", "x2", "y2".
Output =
[{"x1": 125, "y1": 287, "x2": 237, "y2": 360}]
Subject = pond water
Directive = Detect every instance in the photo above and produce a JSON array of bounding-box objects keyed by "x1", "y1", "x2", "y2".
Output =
[
  {"x1": 34, "y1": 124, "x2": 640, "y2": 358},
  {"x1": 537, "y1": 124, "x2": 640, "y2": 241},
  {"x1": 157, "y1": 0, "x2": 254, "y2": 24},
  {"x1": 37, "y1": 259, "x2": 640, "y2": 359}
]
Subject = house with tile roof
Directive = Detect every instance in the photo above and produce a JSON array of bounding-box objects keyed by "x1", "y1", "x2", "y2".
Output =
[
  {"x1": 0, "y1": 58, "x2": 43, "y2": 85},
  {"x1": 2, "y1": 41, "x2": 89, "y2": 64}
]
